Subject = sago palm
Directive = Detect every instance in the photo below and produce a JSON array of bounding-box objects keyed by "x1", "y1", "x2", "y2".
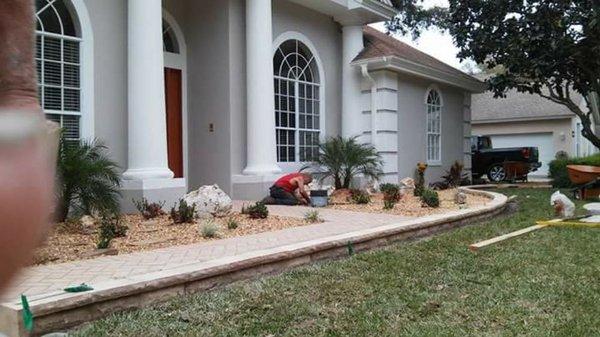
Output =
[
  {"x1": 55, "y1": 137, "x2": 122, "y2": 222},
  {"x1": 304, "y1": 136, "x2": 383, "y2": 189}
]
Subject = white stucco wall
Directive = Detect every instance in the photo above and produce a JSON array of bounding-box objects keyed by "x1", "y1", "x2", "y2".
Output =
[{"x1": 396, "y1": 74, "x2": 469, "y2": 183}]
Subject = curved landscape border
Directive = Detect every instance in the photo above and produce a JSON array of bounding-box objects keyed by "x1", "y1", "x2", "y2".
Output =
[{"x1": 0, "y1": 189, "x2": 508, "y2": 336}]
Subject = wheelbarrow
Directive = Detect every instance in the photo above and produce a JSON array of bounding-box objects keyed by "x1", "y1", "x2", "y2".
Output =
[
  {"x1": 503, "y1": 161, "x2": 530, "y2": 183},
  {"x1": 567, "y1": 165, "x2": 600, "y2": 200}
]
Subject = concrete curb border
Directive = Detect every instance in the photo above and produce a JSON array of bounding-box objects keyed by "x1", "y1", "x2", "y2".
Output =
[{"x1": 0, "y1": 189, "x2": 507, "y2": 336}]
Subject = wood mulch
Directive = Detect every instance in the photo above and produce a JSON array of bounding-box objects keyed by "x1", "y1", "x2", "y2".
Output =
[
  {"x1": 328, "y1": 188, "x2": 491, "y2": 217},
  {"x1": 32, "y1": 213, "x2": 312, "y2": 266}
]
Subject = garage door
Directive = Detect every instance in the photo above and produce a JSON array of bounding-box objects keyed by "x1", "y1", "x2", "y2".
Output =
[{"x1": 490, "y1": 133, "x2": 554, "y2": 177}]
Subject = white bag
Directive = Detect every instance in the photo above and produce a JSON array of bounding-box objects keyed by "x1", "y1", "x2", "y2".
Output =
[{"x1": 550, "y1": 191, "x2": 575, "y2": 219}]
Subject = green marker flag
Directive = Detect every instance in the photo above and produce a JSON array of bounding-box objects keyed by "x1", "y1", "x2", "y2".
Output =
[
  {"x1": 64, "y1": 283, "x2": 94, "y2": 293},
  {"x1": 21, "y1": 295, "x2": 33, "y2": 332}
]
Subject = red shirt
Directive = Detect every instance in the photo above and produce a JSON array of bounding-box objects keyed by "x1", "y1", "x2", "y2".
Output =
[{"x1": 274, "y1": 173, "x2": 303, "y2": 193}]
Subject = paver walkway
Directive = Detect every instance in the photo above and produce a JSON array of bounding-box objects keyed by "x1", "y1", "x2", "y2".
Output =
[{"x1": 1, "y1": 203, "x2": 413, "y2": 303}]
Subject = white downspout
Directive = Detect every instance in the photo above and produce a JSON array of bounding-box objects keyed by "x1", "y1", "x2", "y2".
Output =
[{"x1": 361, "y1": 63, "x2": 377, "y2": 148}]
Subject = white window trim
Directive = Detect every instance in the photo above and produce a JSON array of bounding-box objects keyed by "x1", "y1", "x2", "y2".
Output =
[
  {"x1": 162, "y1": 9, "x2": 188, "y2": 184},
  {"x1": 69, "y1": 0, "x2": 94, "y2": 139},
  {"x1": 425, "y1": 85, "x2": 443, "y2": 166},
  {"x1": 272, "y1": 32, "x2": 326, "y2": 173}
]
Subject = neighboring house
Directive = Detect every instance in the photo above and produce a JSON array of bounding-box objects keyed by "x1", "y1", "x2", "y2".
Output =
[
  {"x1": 35, "y1": 0, "x2": 483, "y2": 210},
  {"x1": 472, "y1": 84, "x2": 597, "y2": 177}
]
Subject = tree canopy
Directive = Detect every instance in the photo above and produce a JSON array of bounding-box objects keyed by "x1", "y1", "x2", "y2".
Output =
[{"x1": 388, "y1": 1, "x2": 600, "y2": 149}]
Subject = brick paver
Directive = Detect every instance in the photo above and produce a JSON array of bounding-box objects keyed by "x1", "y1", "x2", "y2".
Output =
[{"x1": 0, "y1": 203, "x2": 412, "y2": 303}]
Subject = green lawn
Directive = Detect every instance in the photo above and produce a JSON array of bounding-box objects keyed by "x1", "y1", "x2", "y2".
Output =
[{"x1": 74, "y1": 189, "x2": 600, "y2": 337}]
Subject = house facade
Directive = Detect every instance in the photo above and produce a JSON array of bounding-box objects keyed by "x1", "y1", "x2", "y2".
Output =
[
  {"x1": 35, "y1": 0, "x2": 483, "y2": 210},
  {"x1": 472, "y1": 87, "x2": 598, "y2": 178}
]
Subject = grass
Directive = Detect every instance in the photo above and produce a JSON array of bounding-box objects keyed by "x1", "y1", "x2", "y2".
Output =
[{"x1": 73, "y1": 189, "x2": 600, "y2": 337}]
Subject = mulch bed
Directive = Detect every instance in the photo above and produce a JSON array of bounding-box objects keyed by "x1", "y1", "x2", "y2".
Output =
[
  {"x1": 32, "y1": 213, "x2": 313, "y2": 266},
  {"x1": 328, "y1": 188, "x2": 491, "y2": 217}
]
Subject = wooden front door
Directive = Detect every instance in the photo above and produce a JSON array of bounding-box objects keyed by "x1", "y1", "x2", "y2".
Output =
[{"x1": 164, "y1": 68, "x2": 183, "y2": 178}]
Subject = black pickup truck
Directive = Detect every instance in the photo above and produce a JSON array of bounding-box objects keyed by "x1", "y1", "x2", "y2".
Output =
[{"x1": 471, "y1": 136, "x2": 542, "y2": 182}]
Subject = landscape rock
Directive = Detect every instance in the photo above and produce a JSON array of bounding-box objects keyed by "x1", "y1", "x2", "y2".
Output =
[
  {"x1": 580, "y1": 215, "x2": 600, "y2": 223},
  {"x1": 400, "y1": 177, "x2": 416, "y2": 189},
  {"x1": 79, "y1": 215, "x2": 97, "y2": 235},
  {"x1": 183, "y1": 184, "x2": 233, "y2": 218},
  {"x1": 583, "y1": 203, "x2": 600, "y2": 216},
  {"x1": 454, "y1": 191, "x2": 467, "y2": 205}
]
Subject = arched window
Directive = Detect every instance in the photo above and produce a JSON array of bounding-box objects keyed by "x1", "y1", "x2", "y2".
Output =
[
  {"x1": 274, "y1": 40, "x2": 321, "y2": 163},
  {"x1": 426, "y1": 88, "x2": 442, "y2": 163},
  {"x1": 163, "y1": 19, "x2": 180, "y2": 54},
  {"x1": 36, "y1": 0, "x2": 82, "y2": 142}
]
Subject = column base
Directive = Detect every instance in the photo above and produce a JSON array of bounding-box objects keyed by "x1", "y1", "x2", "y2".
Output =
[
  {"x1": 123, "y1": 167, "x2": 174, "y2": 180},
  {"x1": 242, "y1": 163, "x2": 282, "y2": 176},
  {"x1": 120, "y1": 178, "x2": 186, "y2": 213}
]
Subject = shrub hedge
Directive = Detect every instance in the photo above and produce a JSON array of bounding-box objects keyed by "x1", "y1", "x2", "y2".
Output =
[{"x1": 549, "y1": 153, "x2": 600, "y2": 188}]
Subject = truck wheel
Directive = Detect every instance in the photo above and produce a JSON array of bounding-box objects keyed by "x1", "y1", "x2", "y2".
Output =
[{"x1": 487, "y1": 164, "x2": 506, "y2": 182}]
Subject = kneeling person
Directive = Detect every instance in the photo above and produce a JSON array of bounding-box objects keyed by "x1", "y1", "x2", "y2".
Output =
[{"x1": 263, "y1": 173, "x2": 312, "y2": 206}]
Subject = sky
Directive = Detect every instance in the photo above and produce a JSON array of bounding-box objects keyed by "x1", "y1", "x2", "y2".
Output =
[{"x1": 372, "y1": 0, "x2": 475, "y2": 72}]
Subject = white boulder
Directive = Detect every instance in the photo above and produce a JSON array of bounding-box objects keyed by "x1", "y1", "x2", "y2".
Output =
[
  {"x1": 183, "y1": 185, "x2": 233, "y2": 218},
  {"x1": 400, "y1": 177, "x2": 416, "y2": 189},
  {"x1": 583, "y1": 203, "x2": 600, "y2": 216}
]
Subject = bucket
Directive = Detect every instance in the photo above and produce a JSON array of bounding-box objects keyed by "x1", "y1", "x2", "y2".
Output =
[{"x1": 310, "y1": 190, "x2": 328, "y2": 207}]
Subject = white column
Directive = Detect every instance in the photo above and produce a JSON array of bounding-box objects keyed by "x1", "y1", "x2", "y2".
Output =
[
  {"x1": 124, "y1": 0, "x2": 173, "y2": 181},
  {"x1": 243, "y1": 0, "x2": 281, "y2": 175},
  {"x1": 342, "y1": 25, "x2": 365, "y2": 138}
]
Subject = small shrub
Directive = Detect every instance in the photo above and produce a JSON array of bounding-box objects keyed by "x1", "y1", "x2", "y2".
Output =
[
  {"x1": 549, "y1": 153, "x2": 600, "y2": 188},
  {"x1": 96, "y1": 213, "x2": 127, "y2": 249},
  {"x1": 383, "y1": 199, "x2": 396, "y2": 210},
  {"x1": 134, "y1": 198, "x2": 165, "y2": 219},
  {"x1": 438, "y1": 161, "x2": 469, "y2": 189},
  {"x1": 351, "y1": 189, "x2": 371, "y2": 204},
  {"x1": 55, "y1": 136, "x2": 122, "y2": 222},
  {"x1": 304, "y1": 210, "x2": 322, "y2": 223},
  {"x1": 170, "y1": 199, "x2": 197, "y2": 224},
  {"x1": 226, "y1": 218, "x2": 240, "y2": 230},
  {"x1": 244, "y1": 202, "x2": 269, "y2": 219},
  {"x1": 420, "y1": 188, "x2": 440, "y2": 208},
  {"x1": 199, "y1": 220, "x2": 219, "y2": 238},
  {"x1": 380, "y1": 183, "x2": 400, "y2": 196}
]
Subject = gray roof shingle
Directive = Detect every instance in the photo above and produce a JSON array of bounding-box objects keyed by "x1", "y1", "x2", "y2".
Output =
[
  {"x1": 355, "y1": 26, "x2": 480, "y2": 83},
  {"x1": 472, "y1": 87, "x2": 579, "y2": 123}
]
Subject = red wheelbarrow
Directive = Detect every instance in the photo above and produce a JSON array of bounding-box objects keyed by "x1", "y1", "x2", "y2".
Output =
[{"x1": 567, "y1": 165, "x2": 600, "y2": 200}]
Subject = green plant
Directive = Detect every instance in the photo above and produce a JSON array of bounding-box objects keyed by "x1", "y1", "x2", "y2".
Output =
[
  {"x1": 383, "y1": 199, "x2": 396, "y2": 210},
  {"x1": 170, "y1": 199, "x2": 196, "y2": 224},
  {"x1": 304, "y1": 210, "x2": 322, "y2": 223},
  {"x1": 199, "y1": 220, "x2": 219, "y2": 238},
  {"x1": 350, "y1": 189, "x2": 371, "y2": 204},
  {"x1": 440, "y1": 161, "x2": 469, "y2": 188},
  {"x1": 96, "y1": 213, "x2": 128, "y2": 249},
  {"x1": 134, "y1": 198, "x2": 165, "y2": 220},
  {"x1": 226, "y1": 218, "x2": 240, "y2": 230},
  {"x1": 420, "y1": 188, "x2": 440, "y2": 208},
  {"x1": 55, "y1": 136, "x2": 122, "y2": 223},
  {"x1": 549, "y1": 154, "x2": 600, "y2": 188},
  {"x1": 303, "y1": 136, "x2": 383, "y2": 189},
  {"x1": 380, "y1": 183, "x2": 400, "y2": 196},
  {"x1": 244, "y1": 202, "x2": 269, "y2": 219}
]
